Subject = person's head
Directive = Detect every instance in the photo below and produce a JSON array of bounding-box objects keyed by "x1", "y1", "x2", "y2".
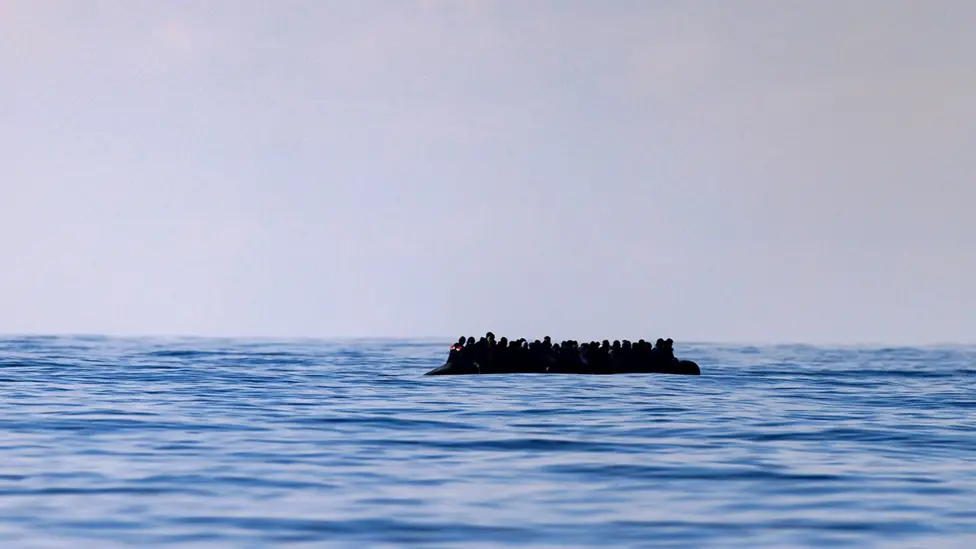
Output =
[
  {"x1": 467, "y1": 337, "x2": 476, "y2": 345},
  {"x1": 486, "y1": 332, "x2": 495, "y2": 342},
  {"x1": 457, "y1": 336, "x2": 466, "y2": 345}
]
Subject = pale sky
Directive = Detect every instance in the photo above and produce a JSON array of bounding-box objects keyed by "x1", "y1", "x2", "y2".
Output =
[{"x1": 1, "y1": 1, "x2": 974, "y2": 344}]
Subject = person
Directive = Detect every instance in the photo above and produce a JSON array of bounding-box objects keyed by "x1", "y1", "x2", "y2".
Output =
[
  {"x1": 451, "y1": 336, "x2": 465, "y2": 351},
  {"x1": 448, "y1": 336, "x2": 465, "y2": 361}
]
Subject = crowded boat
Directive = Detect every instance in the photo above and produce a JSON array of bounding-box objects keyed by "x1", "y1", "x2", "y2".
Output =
[{"x1": 425, "y1": 332, "x2": 700, "y2": 375}]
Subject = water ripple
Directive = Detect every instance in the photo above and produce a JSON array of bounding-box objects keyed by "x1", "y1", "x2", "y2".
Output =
[{"x1": 0, "y1": 337, "x2": 974, "y2": 547}]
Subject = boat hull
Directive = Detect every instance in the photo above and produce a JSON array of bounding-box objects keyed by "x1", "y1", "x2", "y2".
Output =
[{"x1": 424, "y1": 358, "x2": 700, "y2": 376}]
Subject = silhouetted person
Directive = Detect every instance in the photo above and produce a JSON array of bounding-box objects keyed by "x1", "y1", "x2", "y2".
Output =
[
  {"x1": 496, "y1": 337, "x2": 509, "y2": 365},
  {"x1": 664, "y1": 338, "x2": 675, "y2": 360},
  {"x1": 621, "y1": 340, "x2": 633, "y2": 367},
  {"x1": 448, "y1": 336, "x2": 465, "y2": 361}
]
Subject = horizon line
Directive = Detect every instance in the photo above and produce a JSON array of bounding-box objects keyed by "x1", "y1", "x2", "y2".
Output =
[{"x1": 0, "y1": 331, "x2": 972, "y2": 348}]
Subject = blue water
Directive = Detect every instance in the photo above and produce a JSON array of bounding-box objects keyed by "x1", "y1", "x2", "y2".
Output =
[{"x1": 0, "y1": 337, "x2": 973, "y2": 548}]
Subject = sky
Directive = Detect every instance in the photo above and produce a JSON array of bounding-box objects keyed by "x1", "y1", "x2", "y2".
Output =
[{"x1": 1, "y1": 0, "x2": 974, "y2": 344}]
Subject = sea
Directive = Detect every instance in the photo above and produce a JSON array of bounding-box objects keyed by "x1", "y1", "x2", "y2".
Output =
[{"x1": 0, "y1": 336, "x2": 973, "y2": 548}]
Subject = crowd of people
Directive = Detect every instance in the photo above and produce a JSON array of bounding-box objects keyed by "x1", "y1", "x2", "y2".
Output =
[{"x1": 443, "y1": 332, "x2": 679, "y2": 374}]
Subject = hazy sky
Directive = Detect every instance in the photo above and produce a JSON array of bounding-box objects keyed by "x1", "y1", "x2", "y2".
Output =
[{"x1": 2, "y1": 1, "x2": 974, "y2": 344}]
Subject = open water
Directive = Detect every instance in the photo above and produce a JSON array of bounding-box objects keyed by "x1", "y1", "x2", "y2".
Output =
[{"x1": 0, "y1": 336, "x2": 973, "y2": 548}]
